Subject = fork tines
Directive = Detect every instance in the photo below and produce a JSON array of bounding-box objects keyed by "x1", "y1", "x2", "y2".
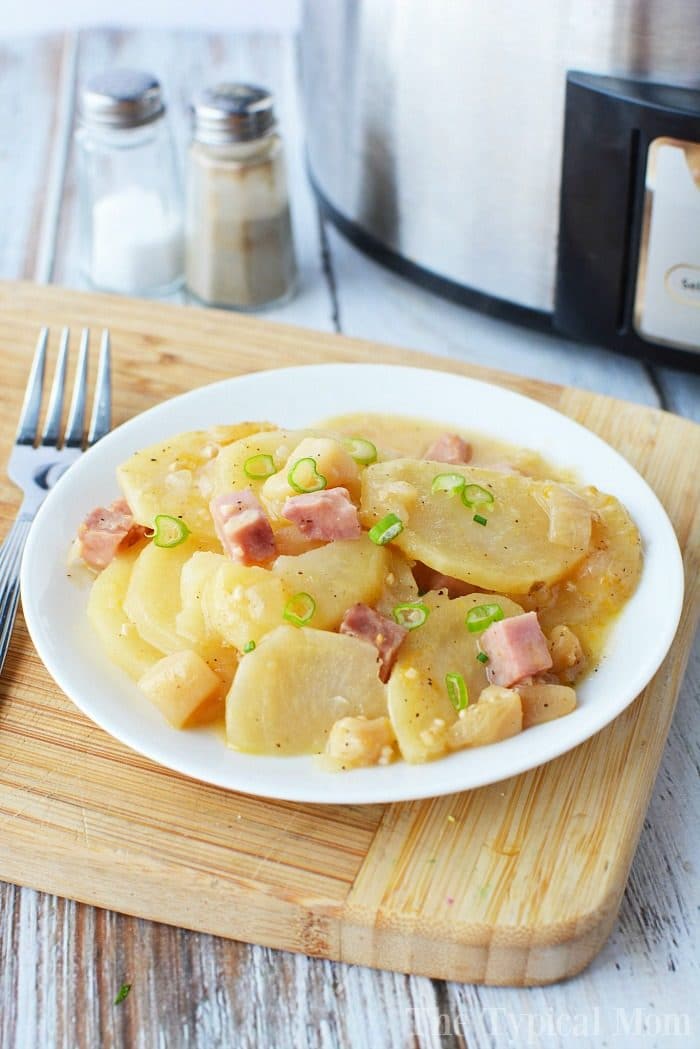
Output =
[{"x1": 16, "y1": 327, "x2": 112, "y2": 450}]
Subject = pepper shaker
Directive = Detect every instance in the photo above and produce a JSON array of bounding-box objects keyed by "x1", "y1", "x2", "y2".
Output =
[
  {"x1": 186, "y1": 83, "x2": 297, "y2": 310},
  {"x1": 76, "y1": 69, "x2": 184, "y2": 296}
]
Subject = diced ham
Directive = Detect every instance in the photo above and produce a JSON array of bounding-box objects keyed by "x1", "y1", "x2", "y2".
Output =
[
  {"x1": 339, "y1": 603, "x2": 408, "y2": 683},
  {"x1": 282, "y1": 487, "x2": 361, "y2": 542},
  {"x1": 423, "y1": 432, "x2": 472, "y2": 464},
  {"x1": 78, "y1": 498, "x2": 147, "y2": 570},
  {"x1": 210, "y1": 491, "x2": 276, "y2": 565},
  {"x1": 480, "y1": 611, "x2": 553, "y2": 687}
]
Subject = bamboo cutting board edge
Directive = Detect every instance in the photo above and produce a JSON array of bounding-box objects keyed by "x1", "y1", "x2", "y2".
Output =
[{"x1": 0, "y1": 281, "x2": 698, "y2": 986}]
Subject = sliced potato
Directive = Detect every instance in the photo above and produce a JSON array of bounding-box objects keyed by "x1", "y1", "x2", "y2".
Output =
[
  {"x1": 124, "y1": 537, "x2": 206, "y2": 654},
  {"x1": 205, "y1": 562, "x2": 291, "y2": 650},
  {"x1": 211, "y1": 429, "x2": 305, "y2": 502},
  {"x1": 517, "y1": 683, "x2": 576, "y2": 727},
  {"x1": 138, "y1": 650, "x2": 223, "y2": 728},
  {"x1": 176, "y1": 551, "x2": 229, "y2": 643},
  {"x1": 361, "y1": 459, "x2": 593, "y2": 593},
  {"x1": 124, "y1": 539, "x2": 238, "y2": 690},
  {"x1": 117, "y1": 422, "x2": 272, "y2": 540},
  {"x1": 226, "y1": 626, "x2": 387, "y2": 754},
  {"x1": 261, "y1": 436, "x2": 362, "y2": 517},
  {"x1": 273, "y1": 536, "x2": 389, "y2": 630},
  {"x1": 387, "y1": 591, "x2": 523, "y2": 762},
  {"x1": 515, "y1": 487, "x2": 643, "y2": 655},
  {"x1": 87, "y1": 548, "x2": 163, "y2": 679},
  {"x1": 447, "y1": 686, "x2": 523, "y2": 750},
  {"x1": 374, "y1": 548, "x2": 420, "y2": 616}
]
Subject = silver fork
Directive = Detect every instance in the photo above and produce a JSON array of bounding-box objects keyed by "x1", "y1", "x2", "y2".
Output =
[{"x1": 0, "y1": 326, "x2": 112, "y2": 675}]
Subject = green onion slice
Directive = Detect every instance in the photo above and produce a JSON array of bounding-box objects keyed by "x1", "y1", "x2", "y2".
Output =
[
  {"x1": 342, "y1": 436, "x2": 377, "y2": 465},
  {"x1": 368, "y1": 512, "x2": 404, "y2": 545},
  {"x1": 431, "y1": 472, "x2": 465, "y2": 497},
  {"x1": 445, "y1": 672, "x2": 469, "y2": 711},
  {"x1": 473, "y1": 513, "x2": 488, "y2": 526},
  {"x1": 476, "y1": 651, "x2": 489, "y2": 664},
  {"x1": 392, "y1": 602, "x2": 429, "y2": 630},
  {"x1": 114, "y1": 983, "x2": 131, "y2": 1005},
  {"x1": 288, "y1": 457, "x2": 327, "y2": 494},
  {"x1": 243, "y1": 453, "x2": 276, "y2": 480},
  {"x1": 283, "y1": 592, "x2": 316, "y2": 627},
  {"x1": 152, "y1": 514, "x2": 190, "y2": 548},
  {"x1": 466, "y1": 603, "x2": 504, "y2": 633},
  {"x1": 462, "y1": 483, "x2": 495, "y2": 509},
  {"x1": 243, "y1": 640, "x2": 256, "y2": 653}
]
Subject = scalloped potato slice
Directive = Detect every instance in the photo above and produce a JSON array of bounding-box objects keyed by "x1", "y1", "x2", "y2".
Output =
[
  {"x1": 375, "y1": 548, "x2": 420, "y2": 616},
  {"x1": 87, "y1": 548, "x2": 163, "y2": 679},
  {"x1": 211, "y1": 429, "x2": 305, "y2": 502},
  {"x1": 176, "y1": 551, "x2": 229, "y2": 643},
  {"x1": 124, "y1": 538, "x2": 206, "y2": 654},
  {"x1": 273, "y1": 536, "x2": 389, "y2": 630},
  {"x1": 361, "y1": 460, "x2": 592, "y2": 593},
  {"x1": 205, "y1": 562, "x2": 291, "y2": 650},
  {"x1": 387, "y1": 591, "x2": 524, "y2": 763},
  {"x1": 516, "y1": 487, "x2": 643, "y2": 654},
  {"x1": 123, "y1": 539, "x2": 238, "y2": 690},
  {"x1": 117, "y1": 422, "x2": 272, "y2": 540},
  {"x1": 226, "y1": 626, "x2": 387, "y2": 754}
]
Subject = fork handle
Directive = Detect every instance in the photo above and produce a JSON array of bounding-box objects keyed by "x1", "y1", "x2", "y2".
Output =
[{"x1": 0, "y1": 514, "x2": 33, "y2": 677}]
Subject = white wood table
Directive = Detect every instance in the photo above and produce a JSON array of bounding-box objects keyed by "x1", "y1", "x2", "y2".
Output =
[{"x1": 0, "y1": 28, "x2": 697, "y2": 1049}]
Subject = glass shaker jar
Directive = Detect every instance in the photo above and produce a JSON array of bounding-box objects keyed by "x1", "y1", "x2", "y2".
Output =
[
  {"x1": 76, "y1": 70, "x2": 184, "y2": 296},
  {"x1": 186, "y1": 83, "x2": 297, "y2": 310}
]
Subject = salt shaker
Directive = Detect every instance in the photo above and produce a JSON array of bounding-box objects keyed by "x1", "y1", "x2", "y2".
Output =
[
  {"x1": 76, "y1": 70, "x2": 184, "y2": 296},
  {"x1": 186, "y1": 83, "x2": 297, "y2": 309}
]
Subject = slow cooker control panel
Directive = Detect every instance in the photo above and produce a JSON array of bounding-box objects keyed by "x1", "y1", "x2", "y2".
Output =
[
  {"x1": 634, "y1": 138, "x2": 700, "y2": 350},
  {"x1": 555, "y1": 73, "x2": 700, "y2": 367}
]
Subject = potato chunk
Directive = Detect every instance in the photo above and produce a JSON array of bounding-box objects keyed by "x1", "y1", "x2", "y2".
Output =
[
  {"x1": 387, "y1": 591, "x2": 524, "y2": 762},
  {"x1": 323, "y1": 716, "x2": 397, "y2": 770},
  {"x1": 117, "y1": 423, "x2": 271, "y2": 540},
  {"x1": 361, "y1": 459, "x2": 592, "y2": 593},
  {"x1": 261, "y1": 436, "x2": 361, "y2": 517},
  {"x1": 447, "y1": 686, "x2": 523, "y2": 750},
  {"x1": 548, "y1": 625, "x2": 586, "y2": 683},
  {"x1": 273, "y1": 536, "x2": 389, "y2": 630},
  {"x1": 517, "y1": 683, "x2": 577, "y2": 727},
  {"x1": 226, "y1": 626, "x2": 387, "y2": 754},
  {"x1": 139, "y1": 650, "x2": 223, "y2": 728},
  {"x1": 87, "y1": 549, "x2": 163, "y2": 679}
]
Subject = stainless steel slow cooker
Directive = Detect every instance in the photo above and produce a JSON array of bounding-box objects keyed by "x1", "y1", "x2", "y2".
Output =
[{"x1": 300, "y1": 0, "x2": 700, "y2": 366}]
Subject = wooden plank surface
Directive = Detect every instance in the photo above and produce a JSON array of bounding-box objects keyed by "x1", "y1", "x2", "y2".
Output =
[
  {"x1": 0, "y1": 281, "x2": 698, "y2": 1008},
  {"x1": 0, "y1": 25, "x2": 698, "y2": 1049}
]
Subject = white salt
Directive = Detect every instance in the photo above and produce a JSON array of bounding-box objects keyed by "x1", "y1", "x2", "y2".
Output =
[{"x1": 91, "y1": 185, "x2": 184, "y2": 294}]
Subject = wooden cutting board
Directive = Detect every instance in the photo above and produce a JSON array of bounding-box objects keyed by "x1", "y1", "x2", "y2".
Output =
[{"x1": 0, "y1": 281, "x2": 698, "y2": 987}]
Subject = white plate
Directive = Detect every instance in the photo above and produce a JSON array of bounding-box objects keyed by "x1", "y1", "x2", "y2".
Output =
[{"x1": 20, "y1": 364, "x2": 684, "y2": 805}]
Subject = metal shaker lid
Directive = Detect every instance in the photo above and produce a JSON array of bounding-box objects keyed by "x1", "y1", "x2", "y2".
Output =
[
  {"x1": 191, "y1": 83, "x2": 276, "y2": 145},
  {"x1": 80, "y1": 70, "x2": 165, "y2": 129}
]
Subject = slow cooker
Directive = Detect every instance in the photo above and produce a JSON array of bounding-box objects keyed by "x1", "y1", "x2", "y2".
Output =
[{"x1": 300, "y1": 0, "x2": 700, "y2": 367}]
